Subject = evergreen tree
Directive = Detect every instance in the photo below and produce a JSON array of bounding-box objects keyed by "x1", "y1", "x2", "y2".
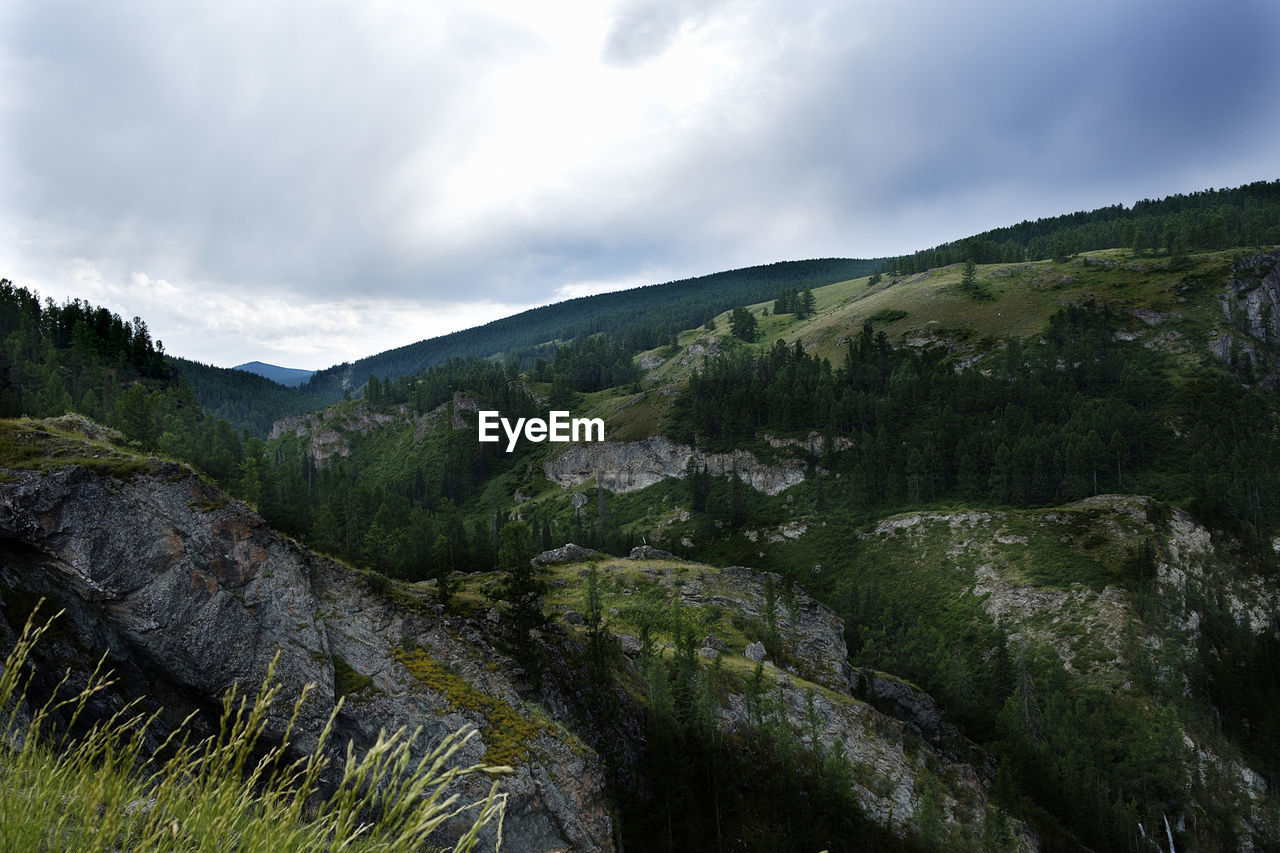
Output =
[
  {"x1": 432, "y1": 533, "x2": 454, "y2": 610},
  {"x1": 493, "y1": 522, "x2": 545, "y2": 639},
  {"x1": 729, "y1": 306, "x2": 758, "y2": 342},
  {"x1": 584, "y1": 562, "x2": 609, "y2": 672},
  {"x1": 960, "y1": 259, "x2": 979, "y2": 297}
]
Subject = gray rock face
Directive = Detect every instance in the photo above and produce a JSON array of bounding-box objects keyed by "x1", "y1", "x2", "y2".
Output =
[
  {"x1": 543, "y1": 435, "x2": 805, "y2": 495},
  {"x1": 744, "y1": 641, "x2": 767, "y2": 663},
  {"x1": 1222, "y1": 250, "x2": 1280, "y2": 342},
  {"x1": 270, "y1": 404, "x2": 406, "y2": 462},
  {"x1": 0, "y1": 463, "x2": 613, "y2": 853},
  {"x1": 535, "y1": 543, "x2": 597, "y2": 565},
  {"x1": 1216, "y1": 249, "x2": 1280, "y2": 386},
  {"x1": 713, "y1": 566, "x2": 853, "y2": 691},
  {"x1": 863, "y1": 672, "x2": 950, "y2": 748},
  {"x1": 627, "y1": 545, "x2": 680, "y2": 561}
]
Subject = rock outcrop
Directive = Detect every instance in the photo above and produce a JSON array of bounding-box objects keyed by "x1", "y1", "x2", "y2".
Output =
[
  {"x1": 854, "y1": 498, "x2": 1280, "y2": 847},
  {"x1": 0, "y1": 431, "x2": 1038, "y2": 850},
  {"x1": 593, "y1": 558, "x2": 1035, "y2": 848},
  {"x1": 1214, "y1": 249, "x2": 1280, "y2": 386},
  {"x1": 1222, "y1": 250, "x2": 1280, "y2": 345},
  {"x1": 542, "y1": 435, "x2": 806, "y2": 495},
  {"x1": 270, "y1": 404, "x2": 407, "y2": 461},
  {"x1": 0, "y1": 461, "x2": 613, "y2": 853}
]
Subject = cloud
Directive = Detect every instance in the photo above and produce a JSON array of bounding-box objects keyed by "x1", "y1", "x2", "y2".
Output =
[
  {"x1": 2, "y1": 0, "x2": 1279, "y2": 369},
  {"x1": 602, "y1": 0, "x2": 727, "y2": 66},
  {"x1": 19, "y1": 262, "x2": 537, "y2": 369}
]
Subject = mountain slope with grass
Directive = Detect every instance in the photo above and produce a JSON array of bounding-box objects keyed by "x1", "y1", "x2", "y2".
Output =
[
  {"x1": 252, "y1": 243, "x2": 1280, "y2": 850},
  {"x1": 6, "y1": 180, "x2": 1280, "y2": 849},
  {"x1": 299, "y1": 258, "x2": 880, "y2": 402},
  {"x1": 0, "y1": 415, "x2": 1048, "y2": 851},
  {"x1": 0, "y1": 417, "x2": 610, "y2": 852}
]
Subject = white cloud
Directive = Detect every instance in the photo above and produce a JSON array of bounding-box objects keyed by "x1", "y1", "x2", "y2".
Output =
[
  {"x1": 18, "y1": 261, "x2": 535, "y2": 369},
  {"x1": 553, "y1": 268, "x2": 674, "y2": 301}
]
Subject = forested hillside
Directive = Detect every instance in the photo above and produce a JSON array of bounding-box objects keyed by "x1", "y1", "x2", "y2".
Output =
[
  {"x1": 0, "y1": 281, "x2": 246, "y2": 481},
  {"x1": 174, "y1": 181, "x2": 1280, "y2": 427},
  {"x1": 172, "y1": 356, "x2": 324, "y2": 437},
  {"x1": 886, "y1": 179, "x2": 1280, "y2": 273},
  {"x1": 300, "y1": 258, "x2": 879, "y2": 401},
  {"x1": 4, "y1": 179, "x2": 1280, "y2": 850},
  {"x1": 667, "y1": 301, "x2": 1279, "y2": 549}
]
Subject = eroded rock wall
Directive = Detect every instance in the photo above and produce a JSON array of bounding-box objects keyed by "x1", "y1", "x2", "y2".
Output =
[
  {"x1": 0, "y1": 463, "x2": 613, "y2": 853},
  {"x1": 543, "y1": 435, "x2": 806, "y2": 495}
]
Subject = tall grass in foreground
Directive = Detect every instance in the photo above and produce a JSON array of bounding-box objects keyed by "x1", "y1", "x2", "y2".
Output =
[{"x1": 0, "y1": 604, "x2": 509, "y2": 851}]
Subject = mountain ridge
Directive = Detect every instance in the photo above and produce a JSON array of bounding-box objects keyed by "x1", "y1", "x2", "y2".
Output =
[
  {"x1": 300, "y1": 258, "x2": 880, "y2": 401},
  {"x1": 233, "y1": 360, "x2": 315, "y2": 386}
]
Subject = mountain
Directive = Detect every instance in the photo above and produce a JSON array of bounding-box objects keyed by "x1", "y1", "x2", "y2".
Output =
[
  {"x1": 233, "y1": 360, "x2": 315, "y2": 386},
  {"x1": 252, "y1": 244, "x2": 1280, "y2": 849},
  {"x1": 5, "y1": 180, "x2": 1280, "y2": 849},
  {"x1": 0, "y1": 416, "x2": 1036, "y2": 850},
  {"x1": 299, "y1": 258, "x2": 881, "y2": 401},
  {"x1": 172, "y1": 356, "x2": 324, "y2": 437}
]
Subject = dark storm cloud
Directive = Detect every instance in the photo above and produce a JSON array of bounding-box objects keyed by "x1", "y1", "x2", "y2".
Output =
[{"x1": 750, "y1": 0, "x2": 1280, "y2": 241}]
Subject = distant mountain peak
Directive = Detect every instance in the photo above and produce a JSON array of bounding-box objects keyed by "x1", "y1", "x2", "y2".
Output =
[{"x1": 233, "y1": 361, "x2": 315, "y2": 387}]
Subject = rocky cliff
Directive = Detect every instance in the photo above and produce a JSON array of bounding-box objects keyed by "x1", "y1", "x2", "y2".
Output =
[
  {"x1": 0, "y1": 418, "x2": 1036, "y2": 850},
  {"x1": 0, "y1": 420, "x2": 611, "y2": 853},
  {"x1": 1214, "y1": 249, "x2": 1280, "y2": 386},
  {"x1": 529, "y1": 553, "x2": 1037, "y2": 849},
  {"x1": 542, "y1": 435, "x2": 806, "y2": 495},
  {"x1": 854, "y1": 498, "x2": 1279, "y2": 847}
]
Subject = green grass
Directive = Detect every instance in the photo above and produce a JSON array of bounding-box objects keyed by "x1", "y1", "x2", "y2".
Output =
[
  {"x1": 596, "y1": 248, "x2": 1246, "y2": 445},
  {"x1": 0, "y1": 418, "x2": 154, "y2": 479},
  {"x1": 741, "y1": 250, "x2": 1230, "y2": 363},
  {"x1": 332, "y1": 655, "x2": 376, "y2": 699},
  {"x1": 0, "y1": 605, "x2": 509, "y2": 852},
  {"x1": 867, "y1": 308, "x2": 908, "y2": 325}
]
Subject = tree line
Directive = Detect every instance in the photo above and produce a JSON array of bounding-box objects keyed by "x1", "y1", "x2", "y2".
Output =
[
  {"x1": 0, "y1": 280, "x2": 247, "y2": 483},
  {"x1": 302, "y1": 259, "x2": 877, "y2": 401},
  {"x1": 670, "y1": 302, "x2": 1280, "y2": 551},
  {"x1": 884, "y1": 179, "x2": 1280, "y2": 274}
]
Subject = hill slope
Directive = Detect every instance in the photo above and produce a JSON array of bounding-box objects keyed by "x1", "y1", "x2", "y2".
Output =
[
  {"x1": 172, "y1": 355, "x2": 325, "y2": 437},
  {"x1": 300, "y1": 258, "x2": 880, "y2": 401},
  {"x1": 0, "y1": 417, "x2": 1041, "y2": 850},
  {"x1": 256, "y1": 244, "x2": 1280, "y2": 849}
]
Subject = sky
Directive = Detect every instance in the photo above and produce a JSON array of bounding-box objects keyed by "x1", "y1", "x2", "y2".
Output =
[{"x1": 3, "y1": 0, "x2": 1279, "y2": 369}]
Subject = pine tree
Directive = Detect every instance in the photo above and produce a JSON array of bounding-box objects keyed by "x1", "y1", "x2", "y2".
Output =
[
  {"x1": 583, "y1": 561, "x2": 615, "y2": 677},
  {"x1": 799, "y1": 288, "x2": 816, "y2": 317},
  {"x1": 730, "y1": 306, "x2": 758, "y2": 342},
  {"x1": 960, "y1": 259, "x2": 978, "y2": 296},
  {"x1": 432, "y1": 533, "x2": 454, "y2": 610},
  {"x1": 493, "y1": 522, "x2": 544, "y2": 638}
]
